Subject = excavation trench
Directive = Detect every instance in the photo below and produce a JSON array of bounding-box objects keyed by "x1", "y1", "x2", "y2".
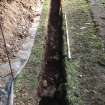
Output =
[{"x1": 37, "y1": 0, "x2": 68, "y2": 105}]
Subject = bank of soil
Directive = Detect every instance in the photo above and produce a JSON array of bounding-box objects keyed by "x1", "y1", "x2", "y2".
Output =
[
  {"x1": 0, "y1": 0, "x2": 40, "y2": 63},
  {"x1": 64, "y1": 0, "x2": 105, "y2": 105}
]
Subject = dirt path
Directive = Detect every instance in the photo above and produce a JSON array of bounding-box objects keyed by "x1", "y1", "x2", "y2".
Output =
[{"x1": 64, "y1": 0, "x2": 105, "y2": 105}]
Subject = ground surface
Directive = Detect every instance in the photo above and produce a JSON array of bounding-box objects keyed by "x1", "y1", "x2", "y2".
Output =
[
  {"x1": 0, "y1": 0, "x2": 39, "y2": 63},
  {"x1": 14, "y1": 1, "x2": 50, "y2": 104},
  {"x1": 64, "y1": 0, "x2": 105, "y2": 105},
  {"x1": 37, "y1": 1, "x2": 68, "y2": 105},
  {"x1": 14, "y1": 0, "x2": 105, "y2": 105}
]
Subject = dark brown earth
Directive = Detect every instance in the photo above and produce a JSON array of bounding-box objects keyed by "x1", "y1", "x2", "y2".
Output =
[
  {"x1": 14, "y1": 0, "x2": 105, "y2": 105},
  {"x1": 37, "y1": 0, "x2": 69, "y2": 105}
]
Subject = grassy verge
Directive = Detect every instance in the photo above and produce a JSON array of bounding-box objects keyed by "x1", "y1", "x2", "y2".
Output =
[
  {"x1": 62, "y1": 0, "x2": 87, "y2": 104},
  {"x1": 14, "y1": 0, "x2": 50, "y2": 104},
  {"x1": 63, "y1": 0, "x2": 104, "y2": 105}
]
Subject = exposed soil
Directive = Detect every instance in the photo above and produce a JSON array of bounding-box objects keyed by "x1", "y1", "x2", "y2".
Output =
[
  {"x1": 0, "y1": 0, "x2": 40, "y2": 63},
  {"x1": 37, "y1": 0, "x2": 69, "y2": 105}
]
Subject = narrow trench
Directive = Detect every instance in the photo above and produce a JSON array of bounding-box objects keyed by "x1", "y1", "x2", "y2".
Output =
[{"x1": 37, "y1": 0, "x2": 69, "y2": 105}]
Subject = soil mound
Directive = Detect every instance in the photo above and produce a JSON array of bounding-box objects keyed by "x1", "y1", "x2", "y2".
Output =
[{"x1": 0, "y1": 0, "x2": 38, "y2": 63}]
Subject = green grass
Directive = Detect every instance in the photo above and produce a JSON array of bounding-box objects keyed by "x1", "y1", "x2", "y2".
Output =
[
  {"x1": 63, "y1": 0, "x2": 89, "y2": 104},
  {"x1": 65, "y1": 60, "x2": 81, "y2": 105},
  {"x1": 14, "y1": 0, "x2": 50, "y2": 104},
  {"x1": 63, "y1": 0, "x2": 105, "y2": 104},
  {"x1": 14, "y1": 0, "x2": 105, "y2": 104},
  {"x1": 63, "y1": 0, "x2": 103, "y2": 104}
]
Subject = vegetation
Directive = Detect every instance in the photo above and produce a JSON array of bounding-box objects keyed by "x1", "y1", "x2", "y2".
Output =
[
  {"x1": 14, "y1": 0, "x2": 105, "y2": 104},
  {"x1": 14, "y1": 0, "x2": 50, "y2": 104}
]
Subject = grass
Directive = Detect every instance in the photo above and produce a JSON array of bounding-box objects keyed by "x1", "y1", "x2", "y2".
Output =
[
  {"x1": 65, "y1": 60, "x2": 82, "y2": 105},
  {"x1": 63, "y1": 0, "x2": 104, "y2": 104},
  {"x1": 14, "y1": 0, "x2": 50, "y2": 104},
  {"x1": 14, "y1": 0, "x2": 105, "y2": 104}
]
